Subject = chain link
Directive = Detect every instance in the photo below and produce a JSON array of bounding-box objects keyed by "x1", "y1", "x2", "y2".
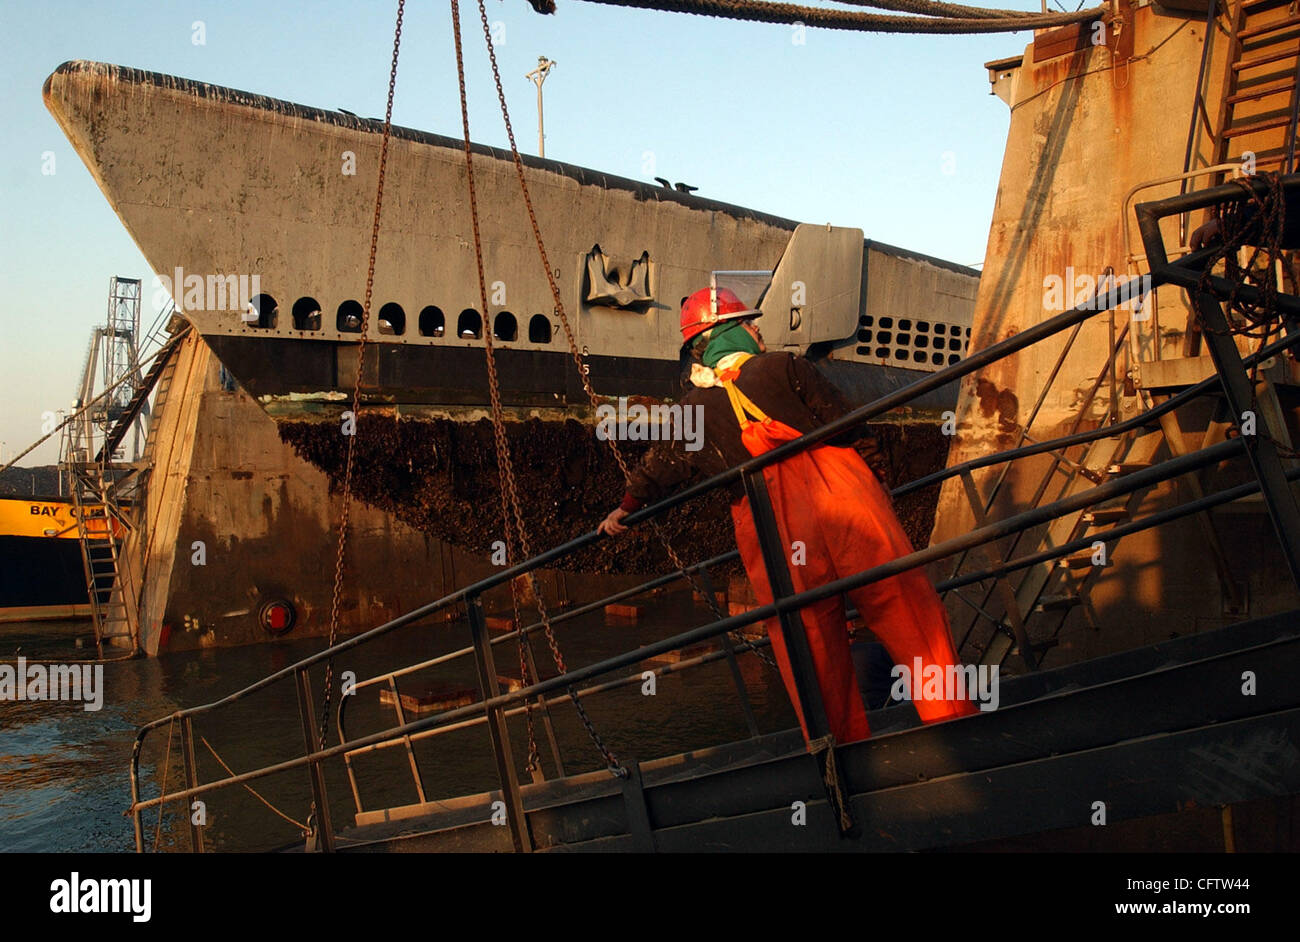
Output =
[
  {"x1": 318, "y1": 0, "x2": 406, "y2": 756},
  {"x1": 454, "y1": 0, "x2": 626, "y2": 777}
]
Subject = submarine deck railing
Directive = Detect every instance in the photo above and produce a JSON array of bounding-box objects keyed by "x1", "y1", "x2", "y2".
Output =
[{"x1": 127, "y1": 174, "x2": 1300, "y2": 852}]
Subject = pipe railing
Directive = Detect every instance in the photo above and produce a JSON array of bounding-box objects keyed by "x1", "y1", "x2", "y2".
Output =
[
  {"x1": 128, "y1": 434, "x2": 1252, "y2": 832},
  {"x1": 129, "y1": 174, "x2": 1300, "y2": 853}
]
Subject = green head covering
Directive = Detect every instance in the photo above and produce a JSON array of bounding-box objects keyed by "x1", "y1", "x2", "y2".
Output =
[{"x1": 699, "y1": 320, "x2": 760, "y2": 368}]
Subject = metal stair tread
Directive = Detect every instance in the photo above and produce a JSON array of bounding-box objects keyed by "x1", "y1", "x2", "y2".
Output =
[
  {"x1": 1033, "y1": 594, "x2": 1081, "y2": 613},
  {"x1": 1223, "y1": 112, "x2": 1296, "y2": 137},
  {"x1": 1232, "y1": 47, "x2": 1300, "y2": 70},
  {"x1": 1226, "y1": 79, "x2": 1298, "y2": 105},
  {"x1": 1083, "y1": 506, "x2": 1131, "y2": 524},
  {"x1": 1237, "y1": 13, "x2": 1300, "y2": 42}
]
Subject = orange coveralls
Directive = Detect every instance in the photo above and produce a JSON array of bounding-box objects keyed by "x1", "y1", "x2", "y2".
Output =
[{"x1": 719, "y1": 361, "x2": 977, "y2": 745}]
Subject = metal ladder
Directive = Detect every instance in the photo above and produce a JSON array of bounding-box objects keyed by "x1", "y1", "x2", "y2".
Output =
[
  {"x1": 944, "y1": 306, "x2": 1227, "y2": 671},
  {"x1": 69, "y1": 324, "x2": 189, "y2": 657},
  {"x1": 70, "y1": 464, "x2": 137, "y2": 656},
  {"x1": 957, "y1": 349, "x2": 1297, "y2": 670},
  {"x1": 1211, "y1": 0, "x2": 1300, "y2": 175}
]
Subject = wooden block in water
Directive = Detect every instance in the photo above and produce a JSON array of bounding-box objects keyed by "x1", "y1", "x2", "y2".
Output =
[
  {"x1": 496, "y1": 674, "x2": 524, "y2": 693},
  {"x1": 645, "y1": 640, "x2": 718, "y2": 665},
  {"x1": 380, "y1": 682, "x2": 477, "y2": 715},
  {"x1": 485, "y1": 615, "x2": 515, "y2": 632},
  {"x1": 604, "y1": 603, "x2": 642, "y2": 620}
]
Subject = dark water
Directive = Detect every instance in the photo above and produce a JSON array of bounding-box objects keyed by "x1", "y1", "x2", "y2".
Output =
[{"x1": 0, "y1": 593, "x2": 795, "y2": 852}]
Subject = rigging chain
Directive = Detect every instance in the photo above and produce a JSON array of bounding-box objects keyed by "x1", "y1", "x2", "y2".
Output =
[
  {"x1": 453, "y1": 0, "x2": 628, "y2": 777},
  {"x1": 317, "y1": 0, "x2": 406, "y2": 776},
  {"x1": 469, "y1": 0, "x2": 780, "y2": 672}
]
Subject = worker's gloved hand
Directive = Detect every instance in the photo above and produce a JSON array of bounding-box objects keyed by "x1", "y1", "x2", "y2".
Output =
[{"x1": 597, "y1": 508, "x2": 630, "y2": 536}]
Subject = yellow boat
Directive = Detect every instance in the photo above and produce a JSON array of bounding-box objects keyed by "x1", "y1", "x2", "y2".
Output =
[{"x1": 0, "y1": 495, "x2": 113, "y2": 623}]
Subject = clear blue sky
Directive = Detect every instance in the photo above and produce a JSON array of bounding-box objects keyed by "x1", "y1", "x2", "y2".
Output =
[{"x1": 0, "y1": 0, "x2": 1040, "y2": 465}]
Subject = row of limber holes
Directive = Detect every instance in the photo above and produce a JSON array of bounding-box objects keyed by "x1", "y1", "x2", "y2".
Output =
[
  {"x1": 244, "y1": 294, "x2": 555, "y2": 343},
  {"x1": 855, "y1": 315, "x2": 972, "y2": 367}
]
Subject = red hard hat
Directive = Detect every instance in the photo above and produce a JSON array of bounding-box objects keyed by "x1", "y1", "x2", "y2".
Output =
[{"x1": 680, "y1": 287, "x2": 753, "y2": 343}]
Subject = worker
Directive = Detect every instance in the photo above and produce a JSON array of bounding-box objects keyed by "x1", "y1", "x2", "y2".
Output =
[{"x1": 598, "y1": 287, "x2": 977, "y2": 746}]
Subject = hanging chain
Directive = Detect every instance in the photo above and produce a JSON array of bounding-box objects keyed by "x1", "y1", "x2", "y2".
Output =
[
  {"x1": 472, "y1": 0, "x2": 778, "y2": 672},
  {"x1": 453, "y1": 0, "x2": 625, "y2": 777},
  {"x1": 317, "y1": 0, "x2": 406, "y2": 760},
  {"x1": 509, "y1": 577, "x2": 542, "y2": 775}
]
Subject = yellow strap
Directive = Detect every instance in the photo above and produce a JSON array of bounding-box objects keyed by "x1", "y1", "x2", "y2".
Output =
[{"x1": 723, "y1": 380, "x2": 770, "y2": 427}]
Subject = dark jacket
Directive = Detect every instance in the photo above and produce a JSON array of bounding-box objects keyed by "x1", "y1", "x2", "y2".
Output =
[{"x1": 620, "y1": 352, "x2": 876, "y2": 510}]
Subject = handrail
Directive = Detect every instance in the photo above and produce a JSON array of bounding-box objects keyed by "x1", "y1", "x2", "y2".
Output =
[
  {"x1": 341, "y1": 637, "x2": 774, "y2": 764},
  {"x1": 1123, "y1": 162, "x2": 1242, "y2": 270},
  {"x1": 128, "y1": 435, "x2": 1249, "y2": 817},
  {"x1": 897, "y1": 321, "x2": 1300, "y2": 498},
  {"x1": 1177, "y1": 0, "x2": 1221, "y2": 244}
]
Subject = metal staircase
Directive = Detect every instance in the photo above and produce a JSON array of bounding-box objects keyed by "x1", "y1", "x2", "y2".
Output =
[
  {"x1": 1212, "y1": 0, "x2": 1300, "y2": 175},
  {"x1": 97, "y1": 323, "x2": 187, "y2": 464},
  {"x1": 69, "y1": 464, "x2": 137, "y2": 656},
  {"x1": 56, "y1": 282, "x2": 190, "y2": 658},
  {"x1": 953, "y1": 420, "x2": 1172, "y2": 669},
  {"x1": 134, "y1": 322, "x2": 188, "y2": 473},
  {"x1": 956, "y1": 0, "x2": 1300, "y2": 671},
  {"x1": 74, "y1": 324, "x2": 189, "y2": 656}
]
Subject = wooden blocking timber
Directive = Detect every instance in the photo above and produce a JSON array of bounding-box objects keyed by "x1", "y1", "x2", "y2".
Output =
[
  {"x1": 496, "y1": 669, "x2": 553, "y2": 692},
  {"x1": 692, "y1": 589, "x2": 727, "y2": 607},
  {"x1": 645, "y1": 640, "x2": 718, "y2": 666},
  {"x1": 496, "y1": 673, "x2": 524, "y2": 693},
  {"x1": 510, "y1": 573, "x2": 537, "y2": 605},
  {"x1": 379, "y1": 682, "x2": 477, "y2": 715},
  {"x1": 604, "y1": 603, "x2": 642, "y2": 621},
  {"x1": 485, "y1": 615, "x2": 515, "y2": 632}
]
